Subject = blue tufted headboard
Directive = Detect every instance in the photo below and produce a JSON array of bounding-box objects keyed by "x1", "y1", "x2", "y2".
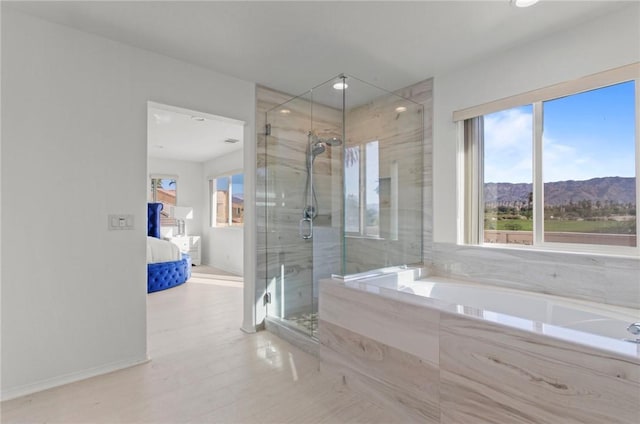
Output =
[{"x1": 147, "y1": 203, "x2": 163, "y2": 239}]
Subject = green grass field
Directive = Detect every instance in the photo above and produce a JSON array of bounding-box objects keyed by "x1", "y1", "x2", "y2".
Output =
[{"x1": 490, "y1": 218, "x2": 635, "y2": 234}]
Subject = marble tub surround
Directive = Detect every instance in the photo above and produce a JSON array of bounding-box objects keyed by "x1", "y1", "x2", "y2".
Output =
[
  {"x1": 319, "y1": 279, "x2": 443, "y2": 422},
  {"x1": 318, "y1": 278, "x2": 640, "y2": 423},
  {"x1": 320, "y1": 277, "x2": 441, "y2": 364},
  {"x1": 320, "y1": 320, "x2": 440, "y2": 424},
  {"x1": 427, "y1": 242, "x2": 640, "y2": 310},
  {"x1": 439, "y1": 314, "x2": 640, "y2": 424},
  {"x1": 325, "y1": 276, "x2": 640, "y2": 359}
]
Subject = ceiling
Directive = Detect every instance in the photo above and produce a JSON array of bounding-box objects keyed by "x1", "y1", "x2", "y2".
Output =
[
  {"x1": 5, "y1": 1, "x2": 628, "y2": 98},
  {"x1": 5, "y1": 1, "x2": 630, "y2": 162},
  {"x1": 148, "y1": 103, "x2": 244, "y2": 162}
]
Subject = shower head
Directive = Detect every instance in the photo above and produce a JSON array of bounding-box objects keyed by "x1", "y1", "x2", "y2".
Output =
[
  {"x1": 320, "y1": 137, "x2": 342, "y2": 146},
  {"x1": 311, "y1": 142, "x2": 326, "y2": 157}
]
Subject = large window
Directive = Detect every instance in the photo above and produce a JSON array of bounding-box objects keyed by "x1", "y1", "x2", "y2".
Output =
[
  {"x1": 345, "y1": 140, "x2": 380, "y2": 237},
  {"x1": 150, "y1": 176, "x2": 177, "y2": 227},
  {"x1": 463, "y1": 70, "x2": 638, "y2": 253},
  {"x1": 211, "y1": 173, "x2": 244, "y2": 227}
]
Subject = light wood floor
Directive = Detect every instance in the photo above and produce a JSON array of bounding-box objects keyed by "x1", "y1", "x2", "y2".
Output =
[{"x1": 1, "y1": 266, "x2": 396, "y2": 423}]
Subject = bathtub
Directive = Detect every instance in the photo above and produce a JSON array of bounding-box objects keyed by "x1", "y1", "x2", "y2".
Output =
[
  {"x1": 319, "y1": 274, "x2": 640, "y2": 423},
  {"x1": 340, "y1": 274, "x2": 640, "y2": 358}
]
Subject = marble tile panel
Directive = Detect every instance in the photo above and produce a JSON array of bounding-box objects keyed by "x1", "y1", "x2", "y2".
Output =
[
  {"x1": 319, "y1": 320, "x2": 440, "y2": 424},
  {"x1": 319, "y1": 280, "x2": 440, "y2": 365},
  {"x1": 439, "y1": 313, "x2": 640, "y2": 424},
  {"x1": 430, "y1": 242, "x2": 640, "y2": 309}
]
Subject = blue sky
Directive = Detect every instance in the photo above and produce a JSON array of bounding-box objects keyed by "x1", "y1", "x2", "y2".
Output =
[
  {"x1": 232, "y1": 173, "x2": 244, "y2": 196},
  {"x1": 216, "y1": 174, "x2": 243, "y2": 197},
  {"x1": 484, "y1": 80, "x2": 636, "y2": 184}
]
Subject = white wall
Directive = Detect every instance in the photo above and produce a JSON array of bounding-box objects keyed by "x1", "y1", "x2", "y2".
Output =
[
  {"x1": 203, "y1": 149, "x2": 244, "y2": 275},
  {"x1": 1, "y1": 9, "x2": 255, "y2": 399},
  {"x1": 147, "y1": 157, "x2": 204, "y2": 238},
  {"x1": 429, "y1": 4, "x2": 640, "y2": 308}
]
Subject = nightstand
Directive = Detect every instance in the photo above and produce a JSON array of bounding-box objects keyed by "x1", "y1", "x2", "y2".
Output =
[{"x1": 168, "y1": 235, "x2": 201, "y2": 266}]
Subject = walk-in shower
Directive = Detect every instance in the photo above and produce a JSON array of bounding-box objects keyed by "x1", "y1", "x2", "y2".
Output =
[{"x1": 260, "y1": 74, "x2": 424, "y2": 338}]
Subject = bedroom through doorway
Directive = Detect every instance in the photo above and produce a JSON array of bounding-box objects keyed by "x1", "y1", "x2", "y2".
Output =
[{"x1": 145, "y1": 101, "x2": 246, "y2": 296}]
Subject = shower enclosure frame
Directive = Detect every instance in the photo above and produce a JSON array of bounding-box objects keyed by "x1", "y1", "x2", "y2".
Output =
[{"x1": 262, "y1": 74, "x2": 424, "y2": 340}]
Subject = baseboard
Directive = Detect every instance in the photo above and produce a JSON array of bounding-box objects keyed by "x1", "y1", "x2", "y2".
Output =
[
  {"x1": 1, "y1": 355, "x2": 150, "y2": 402},
  {"x1": 203, "y1": 261, "x2": 242, "y2": 277}
]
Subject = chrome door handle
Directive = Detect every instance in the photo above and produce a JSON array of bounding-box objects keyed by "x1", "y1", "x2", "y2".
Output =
[{"x1": 299, "y1": 218, "x2": 312, "y2": 240}]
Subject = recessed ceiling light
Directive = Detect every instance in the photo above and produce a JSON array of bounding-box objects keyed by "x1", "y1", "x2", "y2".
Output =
[
  {"x1": 224, "y1": 138, "x2": 240, "y2": 144},
  {"x1": 512, "y1": 0, "x2": 540, "y2": 7},
  {"x1": 395, "y1": 106, "x2": 407, "y2": 113},
  {"x1": 333, "y1": 81, "x2": 348, "y2": 90},
  {"x1": 191, "y1": 116, "x2": 206, "y2": 122},
  {"x1": 280, "y1": 109, "x2": 291, "y2": 114}
]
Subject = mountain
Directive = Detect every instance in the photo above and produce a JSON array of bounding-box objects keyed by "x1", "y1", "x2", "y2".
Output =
[{"x1": 484, "y1": 177, "x2": 636, "y2": 206}]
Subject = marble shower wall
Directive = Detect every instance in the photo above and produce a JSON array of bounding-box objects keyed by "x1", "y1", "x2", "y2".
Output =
[
  {"x1": 344, "y1": 79, "x2": 433, "y2": 274},
  {"x1": 256, "y1": 85, "x2": 342, "y2": 321}
]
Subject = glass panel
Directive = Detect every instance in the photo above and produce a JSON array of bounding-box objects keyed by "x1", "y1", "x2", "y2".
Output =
[
  {"x1": 365, "y1": 140, "x2": 380, "y2": 237},
  {"x1": 482, "y1": 105, "x2": 534, "y2": 245},
  {"x1": 231, "y1": 174, "x2": 244, "y2": 226},
  {"x1": 542, "y1": 81, "x2": 636, "y2": 247},
  {"x1": 216, "y1": 177, "x2": 229, "y2": 226},
  {"x1": 265, "y1": 92, "x2": 316, "y2": 338},
  {"x1": 344, "y1": 145, "x2": 360, "y2": 233},
  {"x1": 343, "y1": 75, "x2": 423, "y2": 273},
  {"x1": 262, "y1": 73, "x2": 423, "y2": 339}
]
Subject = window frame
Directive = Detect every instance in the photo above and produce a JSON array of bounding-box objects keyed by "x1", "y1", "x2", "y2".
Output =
[
  {"x1": 149, "y1": 174, "x2": 178, "y2": 227},
  {"x1": 458, "y1": 64, "x2": 640, "y2": 257},
  {"x1": 210, "y1": 171, "x2": 244, "y2": 228}
]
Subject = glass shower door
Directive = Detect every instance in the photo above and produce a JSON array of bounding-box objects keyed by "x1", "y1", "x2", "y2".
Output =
[{"x1": 264, "y1": 93, "x2": 317, "y2": 337}]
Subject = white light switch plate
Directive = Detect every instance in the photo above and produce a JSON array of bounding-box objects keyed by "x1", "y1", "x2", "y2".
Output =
[{"x1": 108, "y1": 214, "x2": 134, "y2": 230}]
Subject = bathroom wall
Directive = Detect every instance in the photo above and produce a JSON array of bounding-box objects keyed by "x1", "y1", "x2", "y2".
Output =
[
  {"x1": 1, "y1": 8, "x2": 256, "y2": 399},
  {"x1": 344, "y1": 79, "x2": 432, "y2": 273},
  {"x1": 255, "y1": 86, "x2": 342, "y2": 322},
  {"x1": 428, "y1": 4, "x2": 640, "y2": 309}
]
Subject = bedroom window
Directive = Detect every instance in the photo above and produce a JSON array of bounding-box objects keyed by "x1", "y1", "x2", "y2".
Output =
[
  {"x1": 211, "y1": 173, "x2": 244, "y2": 227},
  {"x1": 150, "y1": 176, "x2": 177, "y2": 227},
  {"x1": 460, "y1": 65, "x2": 638, "y2": 254}
]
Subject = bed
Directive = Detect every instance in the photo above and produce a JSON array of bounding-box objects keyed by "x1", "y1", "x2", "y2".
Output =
[{"x1": 147, "y1": 202, "x2": 191, "y2": 293}]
